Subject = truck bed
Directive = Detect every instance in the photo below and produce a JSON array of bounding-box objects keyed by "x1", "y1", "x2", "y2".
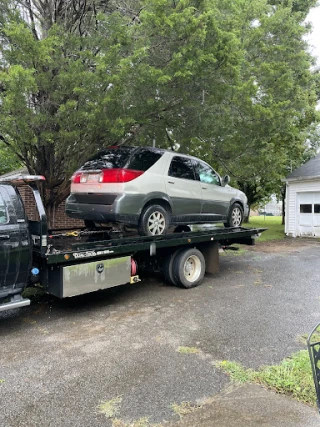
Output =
[{"x1": 38, "y1": 226, "x2": 265, "y2": 265}]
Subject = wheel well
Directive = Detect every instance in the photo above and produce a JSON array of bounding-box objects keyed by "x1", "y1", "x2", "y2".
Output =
[
  {"x1": 236, "y1": 201, "x2": 244, "y2": 211},
  {"x1": 230, "y1": 201, "x2": 244, "y2": 212},
  {"x1": 142, "y1": 199, "x2": 172, "y2": 214}
]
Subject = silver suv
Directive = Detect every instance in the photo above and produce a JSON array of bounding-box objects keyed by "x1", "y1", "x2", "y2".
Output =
[{"x1": 66, "y1": 146, "x2": 249, "y2": 235}]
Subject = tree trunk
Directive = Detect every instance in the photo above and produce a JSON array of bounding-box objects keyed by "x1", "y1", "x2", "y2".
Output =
[
  {"x1": 244, "y1": 205, "x2": 250, "y2": 223},
  {"x1": 46, "y1": 204, "x2": 56, "y2": 230}
]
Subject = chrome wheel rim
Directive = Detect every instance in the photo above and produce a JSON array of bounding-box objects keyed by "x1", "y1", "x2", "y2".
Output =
[
  {"x1": 183, "y1": 255, "x2": 201, "y2": 282},
  {"x1": 231, "y1": 207, "x2": 242, "y2": 227},
  {"x1": 148, "y1": 211, "x2": 166, "y2": 235}
]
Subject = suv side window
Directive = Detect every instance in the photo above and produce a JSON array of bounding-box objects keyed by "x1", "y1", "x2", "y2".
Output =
[
  {"x1": 195, "y1": 161, "x2": 221, "y2": 186},
  {"x1": 0, "y1": 194, "x2": 9, "y2": 224},
  {"x1": 168, "y1": 156, "x2": 196, "y2": 180},
  {"x1": 127, "y1": 148, "x2": 164, "y2": 171}
]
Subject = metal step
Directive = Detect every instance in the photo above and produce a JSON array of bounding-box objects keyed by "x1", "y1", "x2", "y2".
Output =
[{"x1": 0, "y1": 295, "x2": 30, "y2": 312}]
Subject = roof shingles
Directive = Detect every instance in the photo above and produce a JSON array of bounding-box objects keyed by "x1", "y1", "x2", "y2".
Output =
[{"x1": 286, "y1": 153, "x2": 320, "y2": 181}]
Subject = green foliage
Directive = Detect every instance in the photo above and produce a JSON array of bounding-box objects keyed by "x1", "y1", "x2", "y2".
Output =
[
  {"x1": 0, "y1": 0, "x2": 318, "y2": 223},
  {"x1": 255, "y1": 351, "x2": 315, "y2": 404},
  {"x1": 218, "y1": 349, "x2": 317, "y2": 406},
  {"x1": 0, "y1": 143, "x2": 21, "y2": 175},
  {"x1": 97, "y1": 396, "x2": 122, "y2": 419},
  {"x1": 176, "y1": 0, "x2": 319, "y2": 207},
  {"x1": 219, "y1": 360, "x2": 255, "y2": 382}
]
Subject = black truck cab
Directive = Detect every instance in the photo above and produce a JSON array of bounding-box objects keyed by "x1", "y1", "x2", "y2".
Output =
[
  {"x1": 0, "y1": 184, "x2": 31, "y2": 291},
  {"x1": 0, "y1": 176, "x2": 45, "y2": 311}
]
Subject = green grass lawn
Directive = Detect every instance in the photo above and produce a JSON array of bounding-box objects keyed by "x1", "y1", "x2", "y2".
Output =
[
  {"x1": 247, "y1": 215, "x2": 285, "y2": 242},
  {"x1": 218, "y1": 348, "x2": 317, "y2": 406}
]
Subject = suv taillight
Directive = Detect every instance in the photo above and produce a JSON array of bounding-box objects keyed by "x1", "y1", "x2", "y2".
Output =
[
  {"x1": 71, "y1": 169, "x2": 144, "y2": 184},
  {"x1": 71, "y1": 172, "x2": 82, "y2": 183},
  {"x1": 98, "y1": 169, "x2": 144, "y2": 183}
]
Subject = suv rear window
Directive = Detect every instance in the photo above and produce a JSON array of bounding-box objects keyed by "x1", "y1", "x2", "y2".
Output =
[
  {"x1": 80, "y1": 147, "x2": 137, "y2": 170},
  {"x1": 127, "y1": 148, "x2": 164, "y2": 171}
]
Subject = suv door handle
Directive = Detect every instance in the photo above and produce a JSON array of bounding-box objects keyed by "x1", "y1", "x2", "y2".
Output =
[
  {"x1": 202, "y1": 187, "x2": 208, "y2": 190},
  {"x1": 0, "y1": 235, "x2": 9, "y2": 239},
  {"x1": 168, "y1": 181, "x2": 175, "y2": 184}
]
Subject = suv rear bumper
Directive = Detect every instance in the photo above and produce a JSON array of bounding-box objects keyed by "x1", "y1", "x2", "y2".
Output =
[{"x1": 66, "y1": 194, "x2": 141, "y2": 225}]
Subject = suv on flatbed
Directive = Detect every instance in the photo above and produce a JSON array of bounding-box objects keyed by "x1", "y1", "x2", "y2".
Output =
[{"x1": 66, "y1": 146, "x2": 249, "y2": 236}]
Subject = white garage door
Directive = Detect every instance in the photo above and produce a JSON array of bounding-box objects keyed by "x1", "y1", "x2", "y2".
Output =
[{"x1": 298, "y1": 192, "x2": 320, "y2": 237}]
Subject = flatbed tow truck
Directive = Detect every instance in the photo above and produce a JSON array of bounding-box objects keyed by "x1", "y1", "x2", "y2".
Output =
[{"x1": 0, "y1": 175, "x2": 265, "y2": 313}]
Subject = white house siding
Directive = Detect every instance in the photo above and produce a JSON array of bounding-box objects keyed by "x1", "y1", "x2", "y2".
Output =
[{"x1": 285, "y1": 179, "x2": 320, "y2": 237}]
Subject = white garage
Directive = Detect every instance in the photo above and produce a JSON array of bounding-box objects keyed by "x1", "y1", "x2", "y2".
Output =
[{"x1": 285, "y1": 154, "x2": 320, "y2": 237}]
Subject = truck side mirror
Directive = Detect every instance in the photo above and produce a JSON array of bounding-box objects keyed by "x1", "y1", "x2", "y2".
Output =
[{"x1": 222, "y1": 175, "x2": 230, "y2": 186}]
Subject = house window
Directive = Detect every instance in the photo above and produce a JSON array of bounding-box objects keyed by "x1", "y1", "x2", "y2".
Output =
[
  {"x1": 314, "y1": 204, "x2": 320, "y2": 214},
  {"x1": 300, "y1": 204, "x2": 312, "y2": 213}
]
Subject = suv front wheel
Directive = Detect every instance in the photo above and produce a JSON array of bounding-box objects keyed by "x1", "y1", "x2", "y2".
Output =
[
  {"x1": 138, "y1": 205, "x2": 170, "y2": 236},
  {"x1": 225, "y1": 203, "x2": 243, "y2": 228}
]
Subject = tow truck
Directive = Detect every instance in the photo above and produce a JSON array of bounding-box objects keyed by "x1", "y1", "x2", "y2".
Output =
[{"x1": 0, "y1": 175, "x2": 264, "y2": 313}]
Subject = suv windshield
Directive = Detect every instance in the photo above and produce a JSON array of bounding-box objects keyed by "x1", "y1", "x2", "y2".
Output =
[{"x1": 80, "y1": 147, "x2": 137, "y2": 170}]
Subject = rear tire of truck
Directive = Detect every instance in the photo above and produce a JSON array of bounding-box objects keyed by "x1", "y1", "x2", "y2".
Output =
[
  {"x1": 172, "y1": 248, "x2": 205, "y2": 288},
  {"x1": 138, "y1": 205, "x2": 170, "y2": 236},
  {"x1": 163, "y1": 249, "x2": 184, "y2": 286}
]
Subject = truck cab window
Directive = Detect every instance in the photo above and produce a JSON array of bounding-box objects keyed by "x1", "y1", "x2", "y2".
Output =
[{"x1": 0, "y1": 195, "x2": 8, "y2": 224}]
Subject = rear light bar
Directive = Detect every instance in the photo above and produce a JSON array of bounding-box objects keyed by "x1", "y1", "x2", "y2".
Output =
[
  {"x1": 71, "y1": 169, "x2": 144, "y2": 184},
  {"x1": 0, "y1": 175, "x2": 46, "y2": 186}
]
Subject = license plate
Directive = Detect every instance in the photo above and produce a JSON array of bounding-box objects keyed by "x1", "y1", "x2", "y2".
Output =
[{"x1": 87, "y1": 174, "x2": 100, "y2": 182}]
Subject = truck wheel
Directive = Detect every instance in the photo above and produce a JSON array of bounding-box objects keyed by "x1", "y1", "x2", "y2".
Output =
[
  {"x1": 163, "y1": 249, "x2": 184, "y2": 286},
  {"x1": 225, "y1": 203, "x2": 243, "y2": 228},
  {"x1": 172, "y1": 248, "x2": 205, "y2": 288},
  {"x1": 138, "y1": 205, "x2": 169, "y2": 236}
]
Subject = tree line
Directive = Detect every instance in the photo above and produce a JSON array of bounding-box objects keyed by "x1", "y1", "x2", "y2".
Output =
[{"x1": 0, "y1": 0, "x2": 319, "y2": 223}]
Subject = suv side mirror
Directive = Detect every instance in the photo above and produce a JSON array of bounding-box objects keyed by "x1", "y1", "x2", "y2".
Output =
[{"x1": 222, "y1": 175, "x2": 230, "y2": 187}]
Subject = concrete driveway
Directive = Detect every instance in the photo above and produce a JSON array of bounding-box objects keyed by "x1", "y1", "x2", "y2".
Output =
[{"x1": 1, "y1": 238, "x2": 320, "y2": 426}]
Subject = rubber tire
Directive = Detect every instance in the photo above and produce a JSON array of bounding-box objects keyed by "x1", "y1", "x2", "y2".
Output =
[
  {"x1": 225, "y1": 203, "x2": 243, "y2": 228},
  {"x1": 163, "y1": 249, "x2": 184, "y2": 286},
  {"x1": 138, "y1": 204, "x2": 170, "y2": 236},
  {"x1": 172, "y1": 248, "x2": 205, "y2": 289}
]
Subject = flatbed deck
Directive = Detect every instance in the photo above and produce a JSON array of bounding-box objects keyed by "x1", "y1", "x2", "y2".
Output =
[{"x1": 41, "y1": 226, "x2": 265, "y2": 265}]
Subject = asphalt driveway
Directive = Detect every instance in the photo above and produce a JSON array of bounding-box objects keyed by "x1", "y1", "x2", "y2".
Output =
[{"x1": 1, "y1": 238, "x2": 320, "y2": 426}]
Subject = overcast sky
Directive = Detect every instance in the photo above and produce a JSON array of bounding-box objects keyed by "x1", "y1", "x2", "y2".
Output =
[{"x1": 306, "y1": 6, "x2": 320, "y2": 65}]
